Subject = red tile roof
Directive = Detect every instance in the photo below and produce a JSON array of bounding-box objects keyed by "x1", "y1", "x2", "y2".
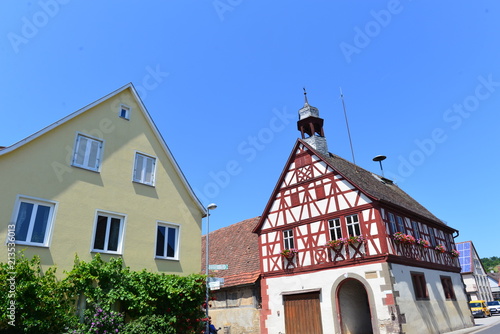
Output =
[{"x1": 201, "y1": 216, "x2": 260, "y2": 288}]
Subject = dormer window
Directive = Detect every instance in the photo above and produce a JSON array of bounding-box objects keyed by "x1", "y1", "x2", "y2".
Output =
[{"x1": 119, "y1": 105, "x2": 130, "y2": 120}]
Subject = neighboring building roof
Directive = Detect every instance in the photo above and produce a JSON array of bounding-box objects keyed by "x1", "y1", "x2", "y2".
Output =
[
  {"x1": 255, "y1": 139, "x2": 453, "y2": 232},
  {"x1": 487, "y1": 273, "x2": 500, "y2": 288},
  {"x1": 488, "y1": 272, "x2": 500, "y2": 282},
  {"x1": 202, "y1": 217, "x2": 261, "y2": 287},
  {"x1": 0, "y1": 83, "x2": 206, "y2": 215}
]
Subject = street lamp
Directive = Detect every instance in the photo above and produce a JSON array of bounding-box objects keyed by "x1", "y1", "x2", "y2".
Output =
[{"x1": 205, "y1": 203, "x2": 217, "y2": 334}]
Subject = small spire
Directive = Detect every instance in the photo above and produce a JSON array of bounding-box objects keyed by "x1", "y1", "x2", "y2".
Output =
[{"x1": 303, "y1": 87, "x2": 309, "y2": 105}]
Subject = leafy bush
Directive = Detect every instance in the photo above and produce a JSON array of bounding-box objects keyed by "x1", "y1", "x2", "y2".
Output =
[
  {"x1": 0, "y1": 253, "x2": 206, "y2": 334},
  {"x1": 0, "y1": 254, "x2": 78, "y2": 333},
  {"x1": 123, "y1": 314, "x2": 174, "y2": 334}
]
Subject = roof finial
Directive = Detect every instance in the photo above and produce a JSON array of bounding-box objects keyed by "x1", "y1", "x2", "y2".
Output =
[{"x1": 303, "y1": 87, "x2": 309, "y2": 105}]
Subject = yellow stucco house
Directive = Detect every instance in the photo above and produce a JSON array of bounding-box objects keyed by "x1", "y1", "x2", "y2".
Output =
[{"x1": 0, "y1": 83, "x2": 206, "y2": 276}]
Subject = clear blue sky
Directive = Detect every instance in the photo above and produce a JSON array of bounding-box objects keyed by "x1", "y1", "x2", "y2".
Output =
[{"x1": 1, "y1": 1, "x2": 499, "y2": 258}]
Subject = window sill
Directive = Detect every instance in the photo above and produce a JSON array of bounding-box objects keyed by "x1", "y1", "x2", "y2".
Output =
[
  {"x1": 91, "y1": 250, "x2": 123, "y2": 256},
  {"x1": 72, "y1": 164, "x2": 101, "y2": 173},
  {"x1": 154, "y1": 256, "x2": 179, "y2": 261},
  {"x1": 132, "y1": 180, "x2": 156, "y2": 188},
  {"x1": 14, "y1": 241, "x2": 50, "y2": 248}
]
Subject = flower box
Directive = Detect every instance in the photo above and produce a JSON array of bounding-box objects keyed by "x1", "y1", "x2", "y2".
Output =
[
  {"x1": 416, "y1": 238, "x2": 430, "y2": 248},
  {"x1": 393, "y1": 232, "x2": 416, "y2": 245},
  {"x1": 326, "y1": 239, "x2": 345, "y2": 249},
  {"x1": 346, "y1": 235, "x2": 365, "y2": 245},
  {"x1": 280, "y1": 248, "x2": 298, "y2": 259},
  {"x1": 450, "y1": 249, "x2": 459, "y2": 258},
  {"x1": 435, "y1": 244, "x2": 446, "y2": 253}
]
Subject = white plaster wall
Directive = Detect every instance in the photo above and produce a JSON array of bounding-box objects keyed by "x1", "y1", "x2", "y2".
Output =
[
  {"x1": 264, "y1": 263, "x2": 389, "y2": 333},
  {"x1": 391, "y1": 264, "x2": 473, "y2": 334}
]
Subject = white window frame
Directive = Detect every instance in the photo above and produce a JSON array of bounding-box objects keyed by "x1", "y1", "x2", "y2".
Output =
[
  {"x1": 155, "y1": 222, "x2": 180, "y2": 260},
  {"x1": 388, "y1": 212, "x2": 397, "y2": 234},
  {"x1": 283, "y1": 229, "x2": 295, "y2": 250},
  {"x1": 72, "y1": 133, "x2": 104, "y2": 172},
  {"x1": 329, "y1": 218, "x2": 342, "y2": 240},
  {"x1": 396, "y1": 215, "x2": 405, "y2": 233},
  {"x1": 91, "y1": 210, "x2": 126, "y2": 254},
  {"x1": 119, "y1": 104, "x2": 131, "y2": 120},
  {"x1": 133, "y1": 152, "x2": 157, "y2": 186},
  {"x1": 9, "y1": 195, "x2": 58, "y2": 247},
  {"x1": 346, "y1": 214, "x2": 361, "y2": 237}
]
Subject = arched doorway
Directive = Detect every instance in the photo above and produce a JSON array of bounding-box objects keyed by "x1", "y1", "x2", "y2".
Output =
[{"x1": 337, "y1": 278, "x2": 373, "y2": 334}]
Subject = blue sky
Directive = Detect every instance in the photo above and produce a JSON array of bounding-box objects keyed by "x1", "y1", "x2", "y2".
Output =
[{"x1": 1, "y1": 1, "x2": 499, "y2": 258}]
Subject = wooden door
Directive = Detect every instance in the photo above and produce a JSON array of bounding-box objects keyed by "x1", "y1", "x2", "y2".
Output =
[{"x1": 284, "y1": 291, "x2": 323, "y2": 334}]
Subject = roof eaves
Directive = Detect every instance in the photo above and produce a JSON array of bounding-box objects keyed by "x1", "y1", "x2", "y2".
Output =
[
  {"x1": 0, "y1": 83, "x2": 206, "y2": 215},
  {"x1": 127, "y1": 84, "x2": 206, "y2": 215},
  {"x1": 0, "y1": 83, "x2": 133, "y2": 156}
]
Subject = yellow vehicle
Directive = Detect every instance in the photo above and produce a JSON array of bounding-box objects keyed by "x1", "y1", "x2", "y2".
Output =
[{"x1": 469, "y1": 300, "x2": 491, "y2": 318}]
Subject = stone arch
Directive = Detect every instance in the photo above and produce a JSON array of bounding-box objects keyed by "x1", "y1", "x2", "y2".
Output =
[{"x1": 331, "y1": 273, "x2": 379, "y2": 334}]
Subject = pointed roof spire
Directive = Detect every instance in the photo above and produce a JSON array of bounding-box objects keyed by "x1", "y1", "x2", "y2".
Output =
[
  {"x1": 298, "y1": 88, "x2": 319, "y2": 120},
  {"x1": 297, "y1": 88, "x2": 328, "y2": 154}
]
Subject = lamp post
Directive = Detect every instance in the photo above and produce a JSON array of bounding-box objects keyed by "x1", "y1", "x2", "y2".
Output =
[{"x1": 205, "y1": 203, "x2": 217, "y2": 334}]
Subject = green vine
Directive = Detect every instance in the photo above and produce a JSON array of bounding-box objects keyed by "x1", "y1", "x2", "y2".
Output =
[{"x1": 0, "y1": 253, "x2": 206, "y2": 334}]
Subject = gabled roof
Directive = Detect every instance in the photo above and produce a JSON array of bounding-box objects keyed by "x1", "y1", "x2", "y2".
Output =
[
  {"x1": 202, "y1": 217, "x2": 260, "y2": 287},
  {"x1": 255, "y1": 139, "x2": 453, "y2": 232},
  {"x1": 487, "y1": 273, "x2": 500, "y2": 287},
  {"x1": 0, "y1": 83, "x2": 206, "y2": 215}
]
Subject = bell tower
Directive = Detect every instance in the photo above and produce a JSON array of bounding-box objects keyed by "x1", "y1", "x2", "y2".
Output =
[{"x1": 297, "y1": 89, "x2": 329, "y2": 155}]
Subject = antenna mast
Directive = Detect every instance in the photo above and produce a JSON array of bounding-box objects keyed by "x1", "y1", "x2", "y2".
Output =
[{"x1": 340, "y1": 88, "x2": 357, "y2": 167}]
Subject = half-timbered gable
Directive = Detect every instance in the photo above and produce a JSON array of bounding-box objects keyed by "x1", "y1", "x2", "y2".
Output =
[
  {"x1": 257, "y1": 138, "x2": 461, "y2": 278},
  {"x1": 258, "y1": 141, "x2": 379, "y2": 274},
  {"x1": 255, "y1": 92, "x2": 473, "y2": 334}
]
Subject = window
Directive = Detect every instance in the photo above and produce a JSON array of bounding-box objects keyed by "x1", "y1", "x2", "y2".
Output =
[
  {"x1": 411, "y1": 272, "x2": 429, "y2": 300},
  {"x1": 388, "y1": 213, "x2": 397, "y2": 234},
  {"x1": 429, "y1": 228, "x2": 436, "y2": 246},
  {"x1": 72, "y1": 133, "x2": 103, "y2": 172},
  {"x1": 329, "y1": 218, "x2": 342, "y2": 240},
  {"x1": 396, "y1": 216, "x2": 405, "y2": 233},
  {"x1": 155, "y1": 223, "x2": 180, "y2": 259},
  {"x1": 440, "y1": 276, "x2": 456, "y2": 300},
  {"x1": 133, "y1": 152, "x2": 156, "y2": 186},
  {"x1": 346, "y1": 214, "x2": 361, "y2": 237},
  {"x1": 12, "y1": 196, "x2": 56, "y2": 246},
  {"x1": 411, "y1": 220, "x2": 420, "y2": 239},
  {"x1": 283, "y1": 229, "x2": 295, "y2": 250},
  {"x1": 119, "y1": 104, "x2": 130, "y2": 120},
  {"x1": 92, "y1": 212, "x2": 125, "y2": 254}
]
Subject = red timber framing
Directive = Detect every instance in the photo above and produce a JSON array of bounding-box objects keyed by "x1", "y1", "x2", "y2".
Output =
[
  {"x1": 257, "y1": 142, "x2": 386, "y2": 277},
  {"x1": 255, "y1": 140, "x2": 461, "y2": 278},
  {"x1": 380, "y1": 206, "x2": 460, "y2": 271}
]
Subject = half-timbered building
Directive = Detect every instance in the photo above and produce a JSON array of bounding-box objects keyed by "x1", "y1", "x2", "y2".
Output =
[{"x1": 253, "y1": 94, "x2": 474, "y2": 334}]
